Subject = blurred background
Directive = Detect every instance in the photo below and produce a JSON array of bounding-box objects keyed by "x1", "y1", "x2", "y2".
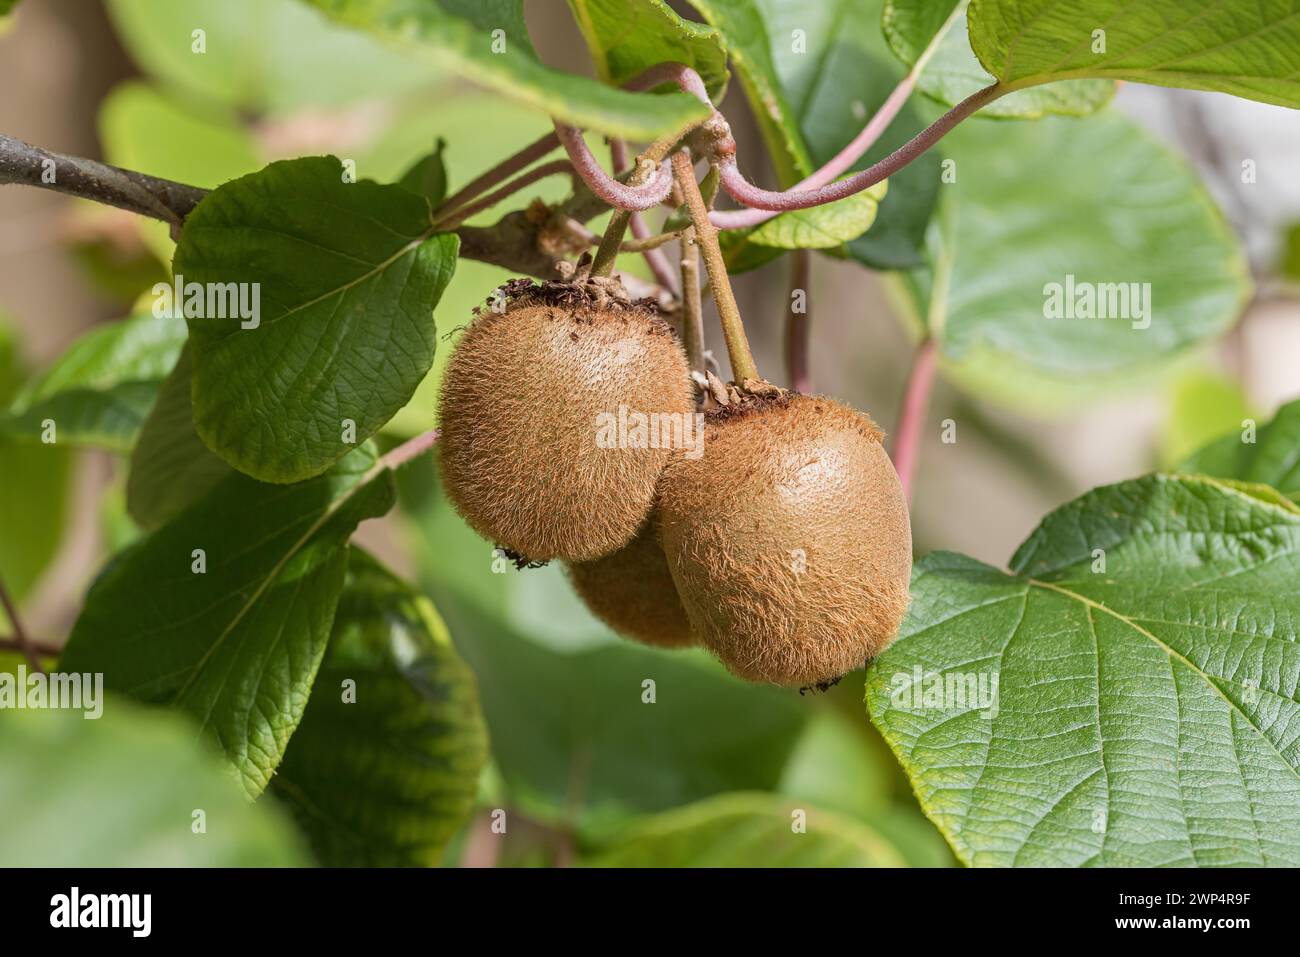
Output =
[{"x1": 1, "y1": 0, "x2": 1297, "y2": 866}]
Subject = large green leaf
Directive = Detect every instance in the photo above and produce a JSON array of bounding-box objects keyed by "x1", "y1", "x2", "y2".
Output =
[
  {"x1": 126, "y1": 346, "x2": 233, "y2": 530},
  {"x1": 272, "y1": 550, "x2": 487, "y2": 866},
  {"x1": 406, "y1": 464, "x2": 808, "y2": 833},
  {"x1": 568, "y1": 0, "x2": 729, "y2": 100},
  {"x1": 868, "y1": 475, "x2": 1300, "y2": 867},
  {"x1": 894, "y1": 108, "x2": 1249, "y2": 409},
  {"x1": 0, "y1": 702, "x2": 308, "y2": 866},
  {"x1": 580, "y1": 792, "x2": 907, "y2": 866},
  {"x1": 174, "y1": 157, "x2": 458, "y2": 483},
  {"x1": 3, "y1": 312, "x2": 187, "y2": 452},
  {"x1": 884, "y1": 0, "x2": 1114, "y2": 117},
  {"x1": 1180, "y1": 397, "x2": 1300, "y2": 504},
  {"x1": 301, "y1": 0, "x2": 711, "y2": 139},
  {"x1": 969, "y1": 0, "x2": 1300, "y2": 110},
  {"x1": 107, "y1": 0, "x2": 443, "y2": 115},
  {"x1": 60, "y1": 445, "x2": 395, "y2": 797}
]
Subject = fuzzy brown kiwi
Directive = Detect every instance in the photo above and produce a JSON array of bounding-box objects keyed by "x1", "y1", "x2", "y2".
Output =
[
  {"x1": 437, "y1": 282, "x2": 693, "y2": 562},
  {"x1": 657, "y1": 391, "x2": 912, "y2": 688},
  {"x1": 565, "y1": 514, "x2": 694, "y2": 648}
]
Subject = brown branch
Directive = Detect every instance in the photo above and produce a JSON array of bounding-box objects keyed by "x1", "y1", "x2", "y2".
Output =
[{"x1": 0, "y1": 577, "x2": 48, "y2": 673}]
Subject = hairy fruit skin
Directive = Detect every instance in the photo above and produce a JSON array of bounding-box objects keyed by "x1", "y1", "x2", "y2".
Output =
[
  {"x1": 437, "y1": 297, "x2": 693, "y2": 561},
  {"x1": 565, "y1": 515, "x2": 694, "y2": 648},
  {"x1": 657, "y1": 393, "x2": 911, "y2": 687}
]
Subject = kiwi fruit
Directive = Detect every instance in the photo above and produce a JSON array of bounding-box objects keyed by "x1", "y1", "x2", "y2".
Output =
[
  {"x1": 437, "y1": 279, "x2": 693, "y2": 562},
  {"x1": 657, "y1": 391, "x2": 911, "y2": 688},
  {"x1": 565, "y1": 514, "x2": 693, "y2": 648}
]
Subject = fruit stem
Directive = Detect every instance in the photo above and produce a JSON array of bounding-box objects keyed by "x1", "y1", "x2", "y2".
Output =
[
  {"x1": 432, "y1": 160, "x2": 574, "y2": 230},
  {"x1": 672, "y1": 150, "x2": 760, "y2": 384},
  {"x1": 892, "y1": 338, "x2": 938, "y2": 504},
  {"x1": 379, "y1": 428, "x2": 441, "y2": 472},
  {"x1": 611, "y1": 138, "x2": 679, "y2": 293},
  {"x1": 0, "y1": 573, "x2": 45, "y2": 675},
  {"x1": 591, "y1": 136, "x2": 682, "y2": 278},
  {"x1": 785, "y1": 249, "x2": 811, "y2": 393},
  {"x1": 433, "y1": 131, "x2": 560, "y2": 222},
  {"x1": 679, "y1": 228, "x2": 706, "y2": 375}
]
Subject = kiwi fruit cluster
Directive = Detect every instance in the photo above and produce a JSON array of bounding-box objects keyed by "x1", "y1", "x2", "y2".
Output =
[{"x1": 437, "y1": 273, "x2": 911, "y2": 689}]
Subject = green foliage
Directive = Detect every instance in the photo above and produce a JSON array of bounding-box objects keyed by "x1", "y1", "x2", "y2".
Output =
[
  {"x1": 126, "y1": 347, "x2": 232, "y2": 530},
  {"x1": 396, "y1": 140, "x2": 449, "y2": 207},
  {"x1": 894, "y1": 109, "x2": 1249, "y2": 409},
  {"x1": 175, "y1": 157, "x2": 458, "y2": 482},
  {"x1": 749, "y1": 180, "x2": 886, "y2": 250},
  {"x1": 3, "y1": 312, "x2": 186, "y2": 452},
  {"x1": 272, "y1": 550, "x2": 487, "y2": 866},
  {"x1": 61, "y1": 445, "x2": 395, "y2": 797},
  {"x1": 0, "y1": 702, "x2": 308, "y2": 866},
  {"x1": 580, "y1": 792, "x2": 907, "y2": 866},
  {"x1": 869, "y1": 475, "x2": 1300, "y2": 866},
  {"x1": 568, "y1": 0, "x2": 730, "y2": 99},
  {"x1": 0, "y1": 326, "x2": 69, "y2": 601},
  {"x1": 302, "y1": 0, "x2": 712, "y2": 139},
  {"x1": 1158, "y1": 370, "x2": 1252, "y2": 470},
  {"x1": 106, "y1": 0, "x2": 443, "y2": 115},
  {"x1": 884, "y1": 0, "x2": 1114, "y2": 117},
  {"x1": 1180, "y1": 397, "x2": 1300, "y2": 503},
  {"x1": 969, "y1": 0, "x2": 1300, "y2": 110}
]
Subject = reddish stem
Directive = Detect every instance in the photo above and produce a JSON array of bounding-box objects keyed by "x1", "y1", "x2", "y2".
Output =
[
  {"x1": 434, "y1": 131, "x2": 559, "y2": 221},
  {"x1": 711, "y1": 74, "x2": 917, "y2": 230},
  {"x1": 0, "y1": 576, "x2": 44, "y2": 674},
  {"x1": 716, "y1": 84, "x2": 1003, "y2": 214},
  {"x1": 554, "y1": 123, "x2": 675, "y2": 211},
  {"x1": 434, "y1": 160, "x2": 574, "y2": 229},
  {"x1": 892, "y1": 339, "x2": 937, "y2": 504},
  {"x1": 380, "y1": 428, "x2": 440, "y2": 472}
]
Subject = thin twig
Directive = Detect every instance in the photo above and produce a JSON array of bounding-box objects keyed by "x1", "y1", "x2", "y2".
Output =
[
  {"x1": 0, "y1": 635, "x2": 61, "y2": 660},
  {"x1": 785, "y1": 249, "x2": 812, "y2": 393},
  {"x1": 433, "y1": 131, "x2": 559, "y2": 221},
  {"x1": 433, "y1": 159, "x2": 574, "y2": 230},
  {"x1": 672, "y1": 151, "x2": 759, "y2": 383},
  {"x1": 379, "y1": 428, "x2": 440, "y2": 472},
  {"x1": 555, "y1": 123, "x2": 675, "y2": 211},
  {"x1": 0, "y1": 576, "x2": 46, "y2": 674},
  {"x1": 0, "y1": 133, "x2": 206, "y2": 225},
  {"x1": 892, "y1": 338, "x2": 938, "y2": 504},
  {"x1": 591, "y1": 136, "x2": 682, "y2": 277}
]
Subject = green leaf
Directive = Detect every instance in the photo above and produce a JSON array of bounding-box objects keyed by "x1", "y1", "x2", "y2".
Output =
[
  {"x1": 969, "y1": 0, "x2": 1300, "y2": 110},
  {"x1": 408, "y1": 469, "x2": 809, "y2": 832},
  {"x1": 885, "y1": 0, "x2": 1114, "y2": 117},
  {"x1": 1179, "y1": 396, "x2": 1300, "y2": 504},
  {"x1": 762, "y1": 0, "x2": 941, "y2": 268},
  {"x1": 1158, "y1": 369, "x2": 1252, "y2": 470},
  {"x1": 0, "y1": 702, "x2": 307, "y2": 866},
  {"x1": 396, "y1": 140, "x2": 449, "y2": 207},
  {"x1": 107, "y1": 0, "x2": 444, "y2": 115},
  {"x1": 272, "y1": 549, "x2": 487, "y2": 866},
  {"x1": 568, "y1": 0, "x2": 729, "y2": 100},
  {"x1": 302, "y1": 0, "x2": 712, "y2": 140},
  {"x1": 580, "y1": 792, "x2": 907, "y2": 866},
  {"x1": 749, "y1": 179, "x2": 886, "y2": 249},
  {"x1": 0, "y1": 325, "x2": 69, "y2": 601},
  {"x1": 3, "y1": 312, "x2": 187, "y2": 452},
  {"x1": 175, "y1": 157, "x2": 458, "y2": 483},
  {"x1": 126, "y1": 346, "x2": 233, "y2": 530},
  {"x1": 60, "y1": 445, "x2": 396, "y2": 797},
  {"x1": 1280, "y1": 222, "x2": 1300, "y2": 283},
  {"x1": 868, "y1": 474, "x2": 1300, "y2": 867},
  {"x1": 896, "y1": 108, "x2": 1249, "y2": 409}
]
